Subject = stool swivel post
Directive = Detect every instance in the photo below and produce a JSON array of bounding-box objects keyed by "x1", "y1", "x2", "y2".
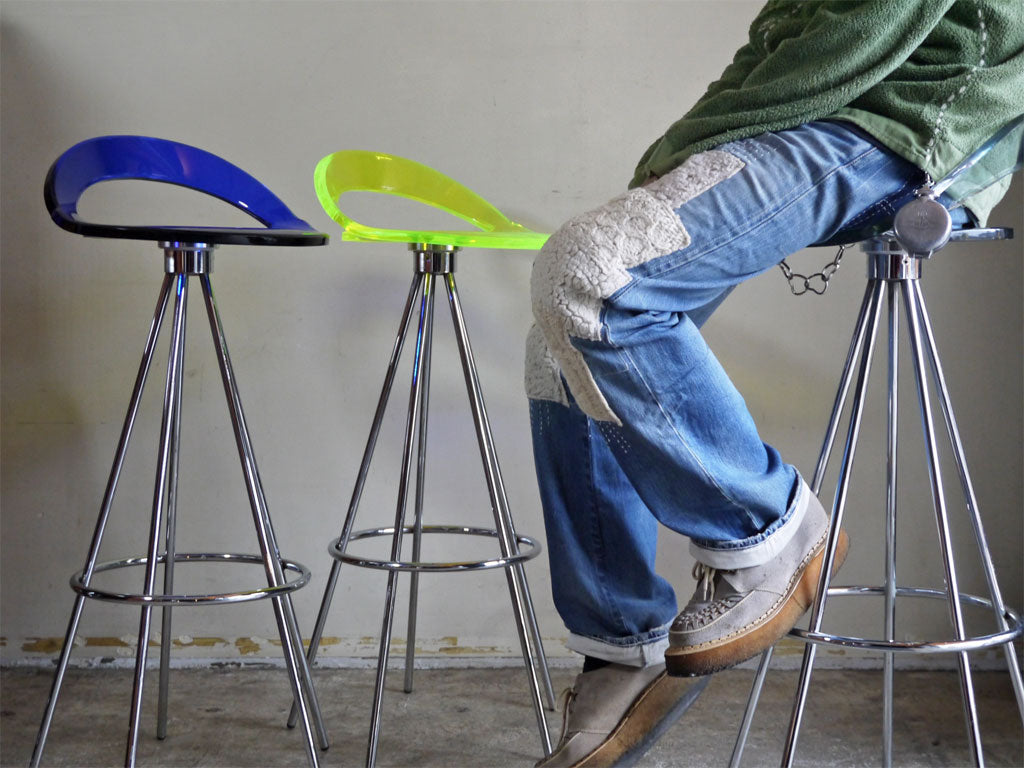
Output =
[{"x1": 729, "y1": 228, "x2": 1024, "y2": 768}]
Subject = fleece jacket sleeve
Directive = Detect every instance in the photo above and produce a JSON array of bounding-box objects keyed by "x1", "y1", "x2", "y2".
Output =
[{"x1": 631, "y1": 0, "x2": 956, "y2": 187}]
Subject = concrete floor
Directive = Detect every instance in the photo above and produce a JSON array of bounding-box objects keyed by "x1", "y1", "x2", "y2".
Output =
[{"x1": 1, "y1": 665, "x2": 1021, "y2": 767}]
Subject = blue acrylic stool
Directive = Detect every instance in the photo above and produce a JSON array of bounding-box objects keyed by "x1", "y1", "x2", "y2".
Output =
[{"x1": 32, "y1": 136, "x2": 329, "y2": 767}]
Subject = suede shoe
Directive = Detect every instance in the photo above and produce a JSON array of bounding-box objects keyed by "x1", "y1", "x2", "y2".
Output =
[
  {"x1": 665, "y1": 492, "x2": 848, "y2": 677},
  {"x1": 536, "y1": 662, "x2": 708, "y2": 767}
]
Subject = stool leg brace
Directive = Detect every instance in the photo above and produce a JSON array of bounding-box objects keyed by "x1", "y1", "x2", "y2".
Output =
[
  {"x1": 730, "y1": 243, "x2": 1024, "y2": 767},
  {"x1": 291, "y1": 245, "x2": 555, "y2": 768},
  {"x1": 31, "y1": 245, "x2": 327, "y2": 768}
]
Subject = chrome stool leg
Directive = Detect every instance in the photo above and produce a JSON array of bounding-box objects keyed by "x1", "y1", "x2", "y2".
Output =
[
  {"x1": 445, "y1": 271, "x2": 554, "y2": 750},
  {"x1": 734, "y1": 239, "x2": 1023, "y2": 768},
  {"x1": 902, "y1": 280, "x2": 983, "y2": 764},
  {"x1": 916, "y1": 293, "x2": 1024, "y2": 720},
  {"x1": 30, "y1": 276, "x2": 174, "y2": 768},
  {"x1": 157, "y1": 276, "x2": 188, "y2": 742},
  {"x1": 287, "y1": 275, "x2": 424, "y2": 730},
  {"x1": 730, "y1": 279, "x2": 883, "y2": 767},
  {"x1": 126, "y1": 271, "x2": 191, "y2": 766},
  {"x1": 450, "y1": 273, "x2": 555, "y2": 710},
  {"x1": 882, "y1": 281, "x2": 899, "y2": 767},
  {"x1": 404, "y1": 277, "x2": 435, "y2": 694},
  {"x1": 366, "y1": 270, "x2": 435, "y2": 768},
  {"x1": 782, "y1": 278, "x2": 887, "y2": 767},
  {"x1": 200, "y1": 273, "x2": 327, "y2": 765}
]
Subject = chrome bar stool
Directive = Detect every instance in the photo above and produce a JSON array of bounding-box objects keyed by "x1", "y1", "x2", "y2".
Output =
[
  {"x1": 292, "y1": 150, "x2": 556, "y2": 767},
  {"x1": 32, "y1": 135, "x2": 330, "y2": 767},
  {"x1": 731, "y1": 120, "x2": 1024, "y2": 767}
]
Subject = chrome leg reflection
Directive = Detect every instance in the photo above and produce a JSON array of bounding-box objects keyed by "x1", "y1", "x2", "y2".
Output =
[
  {"x1": 915, "y1": 287, "x2": 1024, "y2": 721},
  {"x1": 405, "y1": 279, "x2": 435, "y2": 694},
  {"x1": 201, "y1": 274, "x2": 323, "y2": 767},
  {"x1": 782, "y1": 279, "x2": 886, "y2": 768},
  {"x1": 287, "y1": 275, "x2": 423, "y2": 731},
  {"x1": 882, "y1": 282, "x2": 899, "y2": 768},
  {"x1": 902, "y1": 281, "x2": 983, "y2": 766},
  {"x1": 126, "y1": 273, "x2": 189, "y2": 767},
  {"x1": 366, "y1": 273, "x2": 434, "y2": 768},
  {"x1": 30, "y1": 275, "x2": 174, "y2": 768},
  {"x1": 445, "y1": 273, "x2": 552, "y2": 755}
]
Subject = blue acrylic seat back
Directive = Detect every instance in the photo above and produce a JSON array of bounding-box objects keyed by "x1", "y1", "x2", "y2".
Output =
[{"x1": 45, "y1": 135, "x2": 326, "y2": 246}]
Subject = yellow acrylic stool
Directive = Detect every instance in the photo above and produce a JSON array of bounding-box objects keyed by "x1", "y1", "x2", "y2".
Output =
[{"x1": 294, "y1": 151, "x2": 554, "y2": 766}]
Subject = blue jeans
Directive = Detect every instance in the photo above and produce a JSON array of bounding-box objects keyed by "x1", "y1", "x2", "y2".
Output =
[{"x1": 526, "y1": 120, "x2": 968, "y2": 665}]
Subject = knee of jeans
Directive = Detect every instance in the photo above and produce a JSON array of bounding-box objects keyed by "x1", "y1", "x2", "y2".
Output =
[
  {"x1": 528, "y1": 196, "x2": 674, "y2": 422},
  {"x1": 529, "y1": 149, "x2": 746, "y2": 423},
  {"x1": 530, "y1": 192, "x2": 688, "y2": 345},
  {"x1": 527, "y1": 187, "x2": 688, "y2": 422}
]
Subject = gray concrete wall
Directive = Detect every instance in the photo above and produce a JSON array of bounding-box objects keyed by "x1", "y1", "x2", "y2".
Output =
[{"x1": 2, "y1": 0, "x2": 1020, "y2": 668}]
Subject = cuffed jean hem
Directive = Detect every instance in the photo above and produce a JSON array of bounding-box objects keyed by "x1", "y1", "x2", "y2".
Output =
[
  {"x1": 566, "y1": 628, "x2": 670, "y2": 668},
  {"x1": 689, "y1": 478, "x2": 812, "y2": 569}
]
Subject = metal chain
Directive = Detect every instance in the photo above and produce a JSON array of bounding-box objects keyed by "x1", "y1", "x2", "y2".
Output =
[{"x1": 778, "y1": 243, "x2": 848, "y2": 296}]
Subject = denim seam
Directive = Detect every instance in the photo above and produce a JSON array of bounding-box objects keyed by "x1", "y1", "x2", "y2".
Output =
[
  {"x1": 617, "y1": 343, "x2": 759, "y2": 526},
  {"x1": 691, "y1": 476, "x2": 803, "y2": 553},
  {"x1": 582, "y1": 420, "x2": 632, "y2": 636},
  {"x1": 569, "y1": 624, "x2": 670, "y2": 648},
  {"x1": 842, "y1": 177, "x2": 916, "y2": 230},
  {"x1": 615, "y1": 143, "x2": 881, "y2": 295}
]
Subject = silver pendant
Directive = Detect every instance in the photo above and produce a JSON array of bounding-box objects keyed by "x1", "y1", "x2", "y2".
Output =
[{"x1": 893, "y1": 193, "x2": 952, "y2": 255}]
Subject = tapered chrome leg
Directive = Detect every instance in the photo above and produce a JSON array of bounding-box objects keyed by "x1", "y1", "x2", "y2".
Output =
[
  {"x1": 157, "y1": 283, "x2": 187, "y2": 741},
  {"x1": 30, "y1": 275, "x2": 174, "y2": 768},
  {"x1": 736, "y1": 244, "x2": 1020, "y2": 766},
  {"x1": 299, "y1": 258, "x2": 552, "y2": 764},
  {"x1": 729, "y1": 647, "x2": 773, "y2": 768},
  {"x1": 915, "y1": 288, "x2": 1024, "y2": 721},
  {"x1": 404, "y1": 281, "x2": 435, "y2": 694},
  {"x1": 782, "y1": 278, "x2": 886, "y2": 767},
  {"x1": 902, "y1": 281, "x2": 983, "y2": 766},
  {"x1": 201, "y1": 276, "x2": 328, "y2": 752},
  {"x1": 126, "y1": 273, "x2": 190, "y2": 767},
  {"x1": 731, "y1": 280, "x2": 879, "y2": 768},
  {"x1": 882, "y1": 282, "x2": 899, "y2": 768},
  {"x1": 453, "y1": 300, "x2": 555, "y2": 710},
  {"x1": 201, "y1": 275, "x2": 323, "y2": 767},
  {"x1": 287, "y1": 275, "x2": 423, "y2": 730},
  {"x1": 445, "y1": 273, "x2": 552, "y2": 755},
  {"x1": 366, "y1": 273, "x2": 435, "y2": 768}
]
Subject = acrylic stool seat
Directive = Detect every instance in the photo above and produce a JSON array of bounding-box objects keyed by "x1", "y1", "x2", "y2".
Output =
[
  {"x1": 297, "y1": 149, "x2": 555, "y2": 767},
  {"x1": 730, "y1": 116, "x2": 1024, "y2": 766},
  {"x1": 33, "y1": 135, "x2": 329, "y2": 767}
]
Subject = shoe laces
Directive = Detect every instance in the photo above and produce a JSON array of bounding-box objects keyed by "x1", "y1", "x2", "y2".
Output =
[
  {"x1": 680, "y1": 563, "x2": 744, "y2": 630},
  {"x1": 692, "y1": 562, "x2": 718, "y2": 601}
]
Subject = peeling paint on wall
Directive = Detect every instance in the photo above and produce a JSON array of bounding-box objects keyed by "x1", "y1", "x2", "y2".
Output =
[
  {"x1": 234, "y1": 637, "x2": 263, "y2": 656},
  {"x1": 12, "y1": 634, "x2": 546, "y2": 660}
]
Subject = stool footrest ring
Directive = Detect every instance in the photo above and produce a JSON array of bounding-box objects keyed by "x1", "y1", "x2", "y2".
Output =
[
  {"x1": 70, "y1": 552, "x2": 311, "y2": 605},
  {"x1": 788, "y1": 585, "x2": 1023, "y2": 653},
  {"x1": 330, "y1": 525, "x2": 541, "y2": 572}
]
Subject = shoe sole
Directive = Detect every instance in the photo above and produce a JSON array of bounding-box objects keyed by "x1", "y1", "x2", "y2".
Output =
[
  {"x1": 664, "y1": 529, "x2": 850, "y2": 678},
  {"x1": 551, "y1": 673, "x2": 709, "y2": 768}
]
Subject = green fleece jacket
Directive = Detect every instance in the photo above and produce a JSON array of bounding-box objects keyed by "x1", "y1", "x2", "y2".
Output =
[{"x1": 631, "y1": 0, "x2": 1024, "y2": 224}]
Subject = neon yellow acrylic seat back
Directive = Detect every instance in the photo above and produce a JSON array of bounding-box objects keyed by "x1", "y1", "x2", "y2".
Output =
[
  {"x1": 305, "y1": 149, "x2": 557, "y2": 766},
  {"x1": 314, "y1": 150, "x2": 549, "y2": 249}
]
